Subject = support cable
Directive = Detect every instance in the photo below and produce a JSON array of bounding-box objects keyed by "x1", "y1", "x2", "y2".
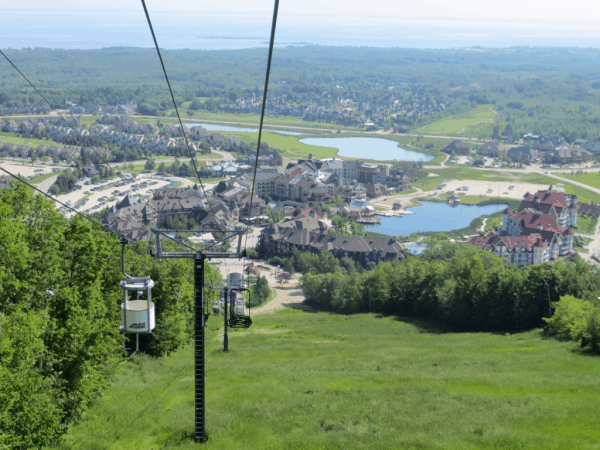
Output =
[
  {"x1": 243, "y1": 0, "x2": 280, "y2": 257},
  {"x1": 140, "y1": 0, "x2": 214, "y2": 219},
  {"x1": 0, "y1": 165, "x2": 136, "y2": 245},
  {"x1": 0, "y1": 165, "x2": 103, "y2": 227},
  {"x1": 140, "y1": 0, "x2": 224, "y2": 282},
  {"x1": 0, "y1": 50, "x2": 120, "y2": 179}
]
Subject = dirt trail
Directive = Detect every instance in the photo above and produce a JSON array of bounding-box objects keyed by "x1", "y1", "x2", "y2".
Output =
[
  {"x1": 479, "y1": 218, "x2": 488, "y2": 233},
  {"x1": 251, "y1": 284, "x2": 305, "y2": 315}
]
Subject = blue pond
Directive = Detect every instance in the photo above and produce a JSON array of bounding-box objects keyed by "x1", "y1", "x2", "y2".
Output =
[
  {"x1": 299, "y1": 137, "x2": 434, "y2": 161},
  {"x1": 404, "y1": 244, "x2": 428, "y2": 255},
  {"x1": 183, "y1": 123, "x2": 304, "y2": 135},
  {"x1": 365, "y1": 201, "x2": 507, "y2": 236}
]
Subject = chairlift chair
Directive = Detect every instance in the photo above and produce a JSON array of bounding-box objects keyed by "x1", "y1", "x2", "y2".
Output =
[
  {"x1": 227, "y1": 288, "x2": 252, "y2": 328},
  {"x1": 210, "y1": 273, "x2": 253, "y2": 329},
  {"x1": 226, "y1": 272, "x2": 252, "y2": 328}
]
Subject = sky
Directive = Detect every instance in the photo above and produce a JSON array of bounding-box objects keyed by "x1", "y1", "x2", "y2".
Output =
[
  {"x1": 4, "y1": 0, "x2": 600, "y2": 24},
  {"x1": 2, "y1": 0, "x2": 600, "y2": 49}
]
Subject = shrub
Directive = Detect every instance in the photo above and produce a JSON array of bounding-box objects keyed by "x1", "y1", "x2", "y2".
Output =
[{"x1": 544, "y1": 295, "x2": 600, "y2": 348}]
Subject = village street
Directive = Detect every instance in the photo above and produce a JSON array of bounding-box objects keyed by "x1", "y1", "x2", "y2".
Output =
[{"x1": 210, "y1": 228, "x2": 306, "y2": 317}]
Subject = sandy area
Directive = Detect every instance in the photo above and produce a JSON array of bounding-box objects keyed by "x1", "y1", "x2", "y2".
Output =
[
  {"x1": 374, "y1": 179, "x2": 563, "y2": 210},
  {"x1": 251, "y1": 285, "x2": 305, "y2": 315},
  {"x1": 440, "y1": 179, "x2": 564, "y2": 200},
  {"x1": 450, "y1": 156, "x2": 495, "y2": 166},
  {"x1": 0, "y1": 161, "x2": 53, "y2": 178}
]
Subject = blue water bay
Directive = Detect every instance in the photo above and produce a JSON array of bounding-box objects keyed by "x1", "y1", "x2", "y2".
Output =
[{"x1": 365, "y1": 201, "x2": 507, "y2": 236}]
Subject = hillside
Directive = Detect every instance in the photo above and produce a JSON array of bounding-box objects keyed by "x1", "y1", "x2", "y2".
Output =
[{"x1": 49, "y1": 309, "x2": 600, "y2": 450}]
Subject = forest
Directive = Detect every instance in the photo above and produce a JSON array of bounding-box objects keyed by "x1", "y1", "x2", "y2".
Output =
[
  {"x1": 299, "y1": 243, "x2": 600, "y2": 338},
  {"x1": 0, "y1": 181, "x2": 220, "y2": 449},
  {"x1": 2, "y1": 47, "x2": 600, "y2": 139}
]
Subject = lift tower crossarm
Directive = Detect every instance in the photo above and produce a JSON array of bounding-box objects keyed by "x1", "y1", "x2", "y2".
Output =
[{"x1": 153, "y1": 229, "x2": 246, "y2": 259}]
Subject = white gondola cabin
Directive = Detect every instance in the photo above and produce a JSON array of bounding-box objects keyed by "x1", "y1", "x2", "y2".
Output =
[{"x1": 120, "y1": 277, "x2": 155, "y2": 334}]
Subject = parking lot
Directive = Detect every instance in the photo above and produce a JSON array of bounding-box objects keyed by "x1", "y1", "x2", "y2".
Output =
[
  {"x1": 58, "y1": 173, "x2": 199, "y2": 218},
  {"x1": 57, "y1": 173, "x2": 223, "y2": 218},
  {"x1": 0, "y1": 161, "x2": 56, "y2": 179}
]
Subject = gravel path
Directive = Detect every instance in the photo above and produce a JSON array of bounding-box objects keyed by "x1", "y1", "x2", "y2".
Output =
[{"x1": 251, "y1": 284, "x2": 305, "y2": 315}]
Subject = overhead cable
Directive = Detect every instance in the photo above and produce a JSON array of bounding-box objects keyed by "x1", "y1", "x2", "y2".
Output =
[
  {"x1": 243, "y1": 0, "x2": 280, "y2": 256},
  {"x1": 0, "y1": 49, "x2": 120, "y2": 179},
  {"x1": 140, "y1": 0, "x2": 214, "y2": 219},
  {"x1": 0, "y1": 166, "x2": 139, "y2": 246},
  {"x1": 0, "y1": 165, "x2": 102, "y2": 226}
]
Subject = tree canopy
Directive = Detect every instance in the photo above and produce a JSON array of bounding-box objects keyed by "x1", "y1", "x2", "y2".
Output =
[{"x1": 0, "y1": 180, "x2": 220, "y2": 449}]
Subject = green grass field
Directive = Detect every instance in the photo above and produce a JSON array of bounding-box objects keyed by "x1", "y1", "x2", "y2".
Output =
[
  {"x1": 155, "y1": 110, "x2": 362, "y2": 131},
  {"x1": 452, "y1": 195, "x2": 519, "y2": 208},
  {"x1": 122, "y1": 160, "x2": 208, "y2": 175},
  {"x1": 558, "y1": 172, "x2": 600, "y2": 190},
  {"x1": 413, "y1": 105, "x2": 496, "y2": 137},
  {"x1": 48, "y1": 309, "x2": 600, "y2": 450},
  {"x1": 223, "y1": 131, "x2": 338, "y2": 159},
  {"x1": 30, "y1": 171, "x2": 61, "y2": 184},
  {"x1": 0, "y1": 132, "x2": 74, "y2": 149},
  {"x1": 411, "y1": 136, "x2": 456, "y2": 151},
  {"x1": 187, "y1": 176, "x2": 227, "y2": 184},
  {"x1": 577, "y1": 214, "x2": 599, "y2": 235},
  {"x1": 574, "y1": 236, "x2": 593, "y2": 252},
  {"x1": 564, "y1": 184, "x2": 600, "y2": 204}
]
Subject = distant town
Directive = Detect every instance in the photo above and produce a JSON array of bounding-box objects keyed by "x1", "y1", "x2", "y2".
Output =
[{"x1": 1, "y1": 103, "x2": 597, "y2": 268}]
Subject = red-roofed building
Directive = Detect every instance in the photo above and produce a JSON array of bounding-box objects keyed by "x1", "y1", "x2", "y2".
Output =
[
  {"x1": 520, "y1": 186, "x2": 577, "y2": 227},
  {"x1": 470, "y1": 187, "x2": 576, "y2": 265},
  {"x1": 300, "y1": 208, "x2": 328, "y2": 220}
]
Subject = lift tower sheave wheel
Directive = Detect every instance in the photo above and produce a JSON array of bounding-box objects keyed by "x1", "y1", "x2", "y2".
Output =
[{"x1": 194, "y1": 256, "x2": 206, "y2": 443}]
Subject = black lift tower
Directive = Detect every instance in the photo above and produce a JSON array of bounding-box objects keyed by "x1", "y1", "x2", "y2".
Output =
[{"x1": 153, "y1": 228, "x2": 247, "y2": 442}]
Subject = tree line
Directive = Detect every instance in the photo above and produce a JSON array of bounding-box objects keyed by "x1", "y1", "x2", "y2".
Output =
[
  {"x1": 0, "y1": 181, "x2": 220, "y2": 449},
  {"x1": 299, "y1": 243, "x2": 600, "y2": 333},
  {"x1": 5, "y1": 47, "x2": 600, "y2": 141}
]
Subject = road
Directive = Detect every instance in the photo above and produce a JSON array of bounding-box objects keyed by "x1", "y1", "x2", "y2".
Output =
[
  {"x1": 370, "y1": 187, "x2": 424, "y2": 208},
  {"x1": 36, "y1": 174, "x2": 58, "y2": 194},
  {"x1": 209, "y1": 252, "x2": 305, "y2": 315},
  {"x1": 251, "y1": 284, "x2": 305, "y2": 315}
]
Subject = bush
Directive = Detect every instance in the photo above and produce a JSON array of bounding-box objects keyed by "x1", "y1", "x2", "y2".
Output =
[{"x1": 544, "y1": 295, "x2": 600, "y2": 348}]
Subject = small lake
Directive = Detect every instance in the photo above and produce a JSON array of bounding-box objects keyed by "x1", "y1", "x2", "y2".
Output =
[
  {"x1": 404, "y1": 244, "x2": 428, "y2": 255},
  {"x1": 299, "y1": 137, "x2": 434, "y2": 161},
  {"x1": 182, "y1": 123, "x2": 304, "y2": 135},
  {"x1": 365, "y1": 201, "x2": 507, "y2": 236}
]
